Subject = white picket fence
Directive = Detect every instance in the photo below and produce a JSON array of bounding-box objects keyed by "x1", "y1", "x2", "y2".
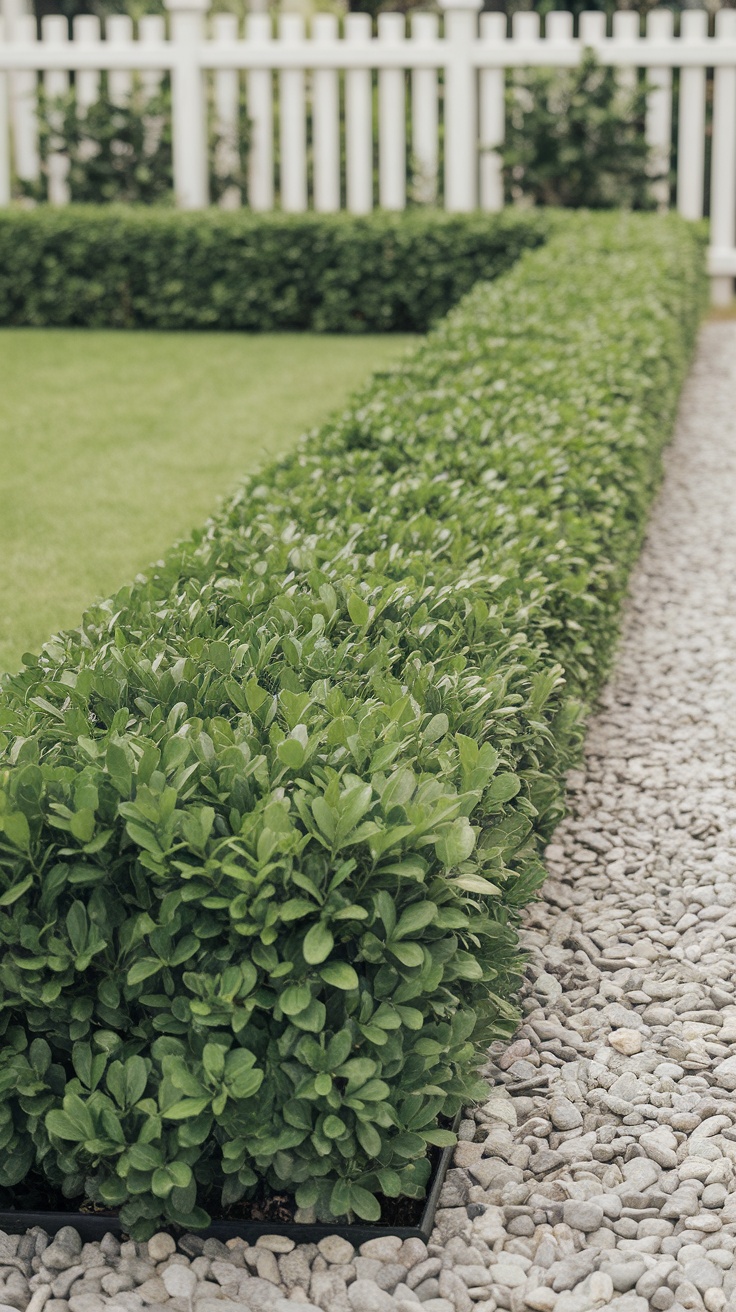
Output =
[{"x1": 0, "y1": 0, "x2": 735, "y2": 303}]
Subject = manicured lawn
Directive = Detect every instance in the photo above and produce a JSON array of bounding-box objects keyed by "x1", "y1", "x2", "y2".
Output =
[{"x1": 0, "y1": 329, "x2": 414, "y2": 673}]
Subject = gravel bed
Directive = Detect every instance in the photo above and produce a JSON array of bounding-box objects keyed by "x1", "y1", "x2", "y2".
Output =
[{"x1": 2, "y1": 322, "x2": 735, "y2": 1312}]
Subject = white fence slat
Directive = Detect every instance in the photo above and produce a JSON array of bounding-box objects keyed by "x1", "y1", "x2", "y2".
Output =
[
  {"x1": 578, "y1": 11, "x2": 606, "y2": 44},
  {"x1": 546, "y1": 10, "x2": 573, "y2": 42},
  {"x1": 164, "y1": 0, "x2": 208, "y2": 209},
  {"x1": 73, "y1": 15, "x2": 99, "y2": 113},
  {"x1": 479, "y1": 11, "x2": 504, "y2": 212},
  {"x1": 212, "y1": 11, "x2": 240, "y2": 209},
  {"x1": 42, "y1": 14, "x2": 69, "y2": 204},
  {"x1": 0, "y1": 19, "x2": 9, "y2": 206},
  {"x1": 410, "y1": 11, "x2": 438, "y2": 205},
  {"x1": 378, "y1": 11, "x2": 405, "y2": 210},
  {"x1": 711, "y1": 8, "x2": 736, "y2": 305},
  {"x1": 246, "y1": 13, "x2": 273, "y2": 212},
  {"x1": 511, "y1": 11, "x2": 539, "y2": 41},
  {"x1": 444, "y1": 0, "x2": 482, "y2": 212},
  {"x1": 645, "y1": 7, "x2": 674, "y2": 210},
  {"x1": 73, "y1": 15, "x2": 99, "y2": 168},
  {"x1": 312, "y1": 12, "x2": 340, "y2": 213},
  {"x1": 612, "y1": 10, "x2": 639, "y2": 96},
  {"x1": 139, "y1": 14, "x2": 165, "y2": 163},
  {"x1": 9, "y1": 12, "x2": 38, "y2": 185},
  {"x1": 139, "y1": 14, "x2": 165, "y2": 101},
  {"x1": 509, "y1": 10, "x2": 539, "y2": 217},
  {"x1": 106, "y1": 14, "x2": 132, "y2": 105},
  {"x1": 279, "y1": 13, "x2": 306, "y2": 212},
  {"x1": 677, "y1": 8, "x2": 707, "y2": 222},
  {"x1": 344, "y1": 12, "x2": 372, "y2": 214}
]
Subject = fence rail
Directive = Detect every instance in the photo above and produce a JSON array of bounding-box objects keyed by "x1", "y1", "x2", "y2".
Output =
[{"x1": 0, "y1": 1, "x2": 734, "y2": 303}]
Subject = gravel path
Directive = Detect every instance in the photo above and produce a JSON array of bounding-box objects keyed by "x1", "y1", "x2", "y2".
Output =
[{"x1": 2, "y1": 322, "x2": 735, "y2": 1312}]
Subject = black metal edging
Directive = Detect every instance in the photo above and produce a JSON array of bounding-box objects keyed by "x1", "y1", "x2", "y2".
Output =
[{"x1": 0, "y1": 1124, "x2": 459, "y2": 1245}]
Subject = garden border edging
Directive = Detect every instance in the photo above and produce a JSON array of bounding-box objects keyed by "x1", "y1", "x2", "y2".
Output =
[{"x1": 0, "y1": 1123, "x2": 457, "y2": 1245}]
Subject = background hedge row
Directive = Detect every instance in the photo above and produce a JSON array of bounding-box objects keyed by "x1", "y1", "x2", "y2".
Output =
[
  {"x1": 0, "y1": 212, "x2": 706, "y2": 1236},
  {"x1": 0, "y1": 207, "x2": 550, "y2": 333}
]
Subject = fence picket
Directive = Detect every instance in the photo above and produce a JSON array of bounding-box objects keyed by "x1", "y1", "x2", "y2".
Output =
[
  {"x1": 645, "y1": 7, "x2": 673, "y2": 211},
  {"x1": 246, "y1": 13, "x2": 273, "y2": 212},
  {"x1": 345, "y1": 13, "x2": 372, "y2": 214},
  {"x1": 139, "y1": 13, "x2": 165, "y2": 102},
  {"x1": 279, "y1": 13, "x2": 306, "y2": 212},
  {"x1": 578, "y1": 10, "x2": 606, "y2": 45},
  {"x1": 711, "y1": 8, "x2": 736, "y2": 306},
  {"x1": 508, "y1": 11, "x2": 539, "y2": 219},
  {"x1": 106, "y1": 14, "x2": 132, "y2": 106},
  {"x1": 312, "y1": 13, "x2": 340, "y2": 212},
  {"x1": 42, "y1": 14, "x2": 69, "y2": 204},
  {"x1": 378, "y1": 12, "x2": 405, "y2": 210},
  {"x1": 546, "y1": 10, "x2": 573, "y2": 41},
  {"x1": 512, "y1": 10, "x2": 539, "y2": 41},
  {"x1": 212, "y1": 12, "x2": 240, "y2": 209},
  {"x1": 0, "y1": 19, "x2": 8, "y2": 205},
  {"x1": 139, "y1": 14, "x2": 165, "y2": 162},
  {"x1": 410, "y1": 12, "x2": 438, "y2": 205},
  {"x1": 479, "y1": 12, "x2": 505, "y2": 212},
  {"x1": 73, "y1": 15, "x2": 100, "y2": 113},
  {"x1": 677, "y1": 9, "x2": 707, "y2": 221},
  {"x1": 612, "y1": 10, "x2": 639, "y2": 96},
  {"x1": 9, "y1": 12, "x2": 38, "y2": 187}
]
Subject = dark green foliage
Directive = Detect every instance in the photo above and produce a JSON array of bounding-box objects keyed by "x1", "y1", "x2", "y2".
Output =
[
  {"x1": 0, "y1": 213, "x2": 705, "y2": 1236},
  {"x1": 499, "y1": 51, "x2": 655, "y2": 208},
  {"x1": 25, "y1": 88, "x2": 174, "y2": 206},
  {"x1": 0, "y1": 207, "x2": 550, "y2": 332},
  {"x1": 23, "y1": 85, "x2": 249, "y2": 209}
]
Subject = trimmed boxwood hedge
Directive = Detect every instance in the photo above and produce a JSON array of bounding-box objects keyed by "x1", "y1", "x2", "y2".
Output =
[
  {"x1": 0, "y1": 207, "x2": 550, "y2": 333},
  {"x1": 0, "y1": 212, "x2": 705, "y2": 1236}
]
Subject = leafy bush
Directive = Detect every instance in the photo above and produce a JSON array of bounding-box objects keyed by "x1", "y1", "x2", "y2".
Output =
[
  {"x1": 26, "y1": 87, "x2": 174, "y2": 206},
  {"x1": 0, "y1": 213, "x2": 705, "y2": 1236},
  {"x1": 0, "y1": 207, "x2": 549, "y2": 332},
  {"x1": 498, "y1": 50, "x2": 655, "y2": 208},
  {"x1": 23, "y1": 85, "x2": 248, "y2": 208}
]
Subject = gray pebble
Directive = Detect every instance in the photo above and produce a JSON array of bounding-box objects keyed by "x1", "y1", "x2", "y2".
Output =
[
  {"x1": 347, "y1": 1279, "x2": 396, "y2": 1312},
  {"x1": 562, "y1": 1200, "x2": 604, "y2": 1233}
]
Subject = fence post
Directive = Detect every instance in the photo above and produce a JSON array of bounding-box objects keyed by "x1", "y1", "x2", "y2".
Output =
[
  {"x1": 439, "y1": 0, "x2": 482, "y2": 212},
  {"x1": 710, "y1": 8, "x2": 736, "y2": 307},
  {"x1": 163, "y1": 0, "x2": 208, "y2": 208},
  {"x1": 0, "y1": 19, "x2": 9, "y2": 206}
]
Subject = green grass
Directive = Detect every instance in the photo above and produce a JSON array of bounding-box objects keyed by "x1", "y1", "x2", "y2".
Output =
[{"x1": 0, "y1": 329, "x2": 415, "y2": 674}]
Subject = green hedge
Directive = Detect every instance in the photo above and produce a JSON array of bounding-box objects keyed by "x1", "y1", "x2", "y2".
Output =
[
  {"x1": 0, "y1": 207, "x2": 550, "y2": 333},
  {"x1": 0, "y1": 213, "x2": 705, "y2": 1236}
]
